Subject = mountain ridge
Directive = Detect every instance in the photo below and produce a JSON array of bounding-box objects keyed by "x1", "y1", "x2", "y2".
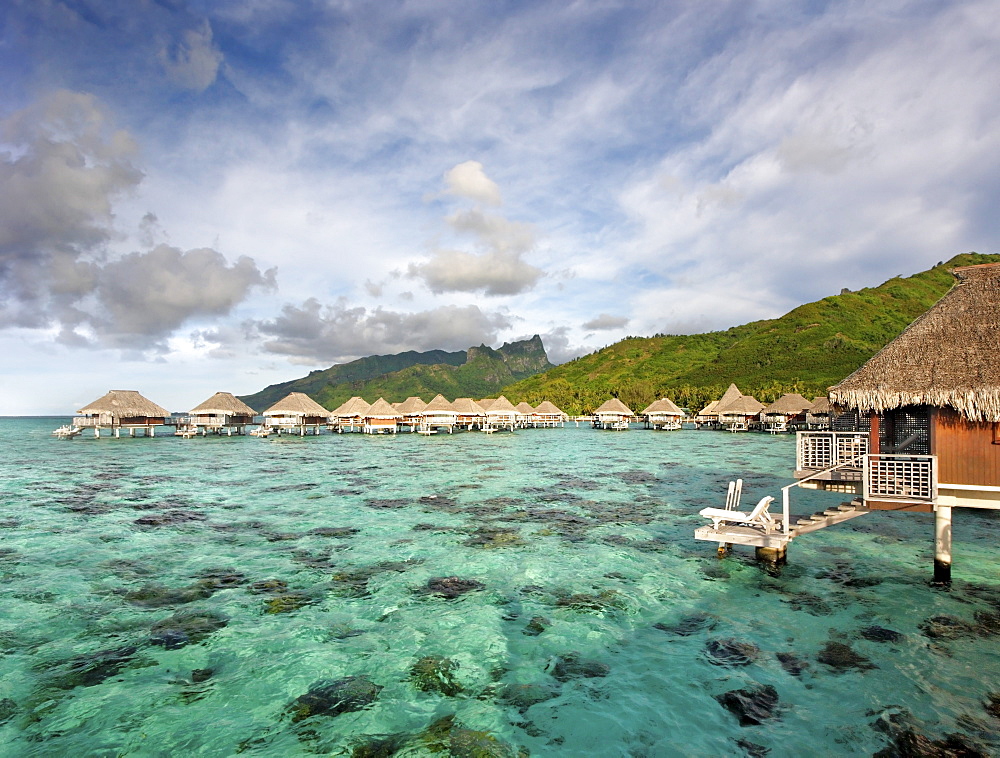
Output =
[{"x1": 240, "y1": 335, "x2": 552, "y2": 411}]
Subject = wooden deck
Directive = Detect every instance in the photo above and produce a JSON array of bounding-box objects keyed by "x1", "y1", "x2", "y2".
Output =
[{"x1": 695, "y1": 501, "x2": 869, "y2": 549}]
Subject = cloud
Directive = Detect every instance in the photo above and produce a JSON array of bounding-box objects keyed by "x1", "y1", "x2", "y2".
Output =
[
  {"x1": 409, "y1": 164, "x2": 543, "y2": 296},
  {"x1": 444, "y1": 160, "x2": 502, "y2": 205},
  {"x1": 536, "y1": 326, "x2": 589, "y2": 365},
  {"x1": 159, "y1": 19, "x2": 224, "y2": 92},
  {"x1": 259, "y1": 299, "x2": 513, "y2": 362},
  {"x1": 582, "y1": 313, "x2": 629, "y2": 330},
  {"x1": 0, "y1": 91, "x2": 274, "y2": 350},
  {"x1": 408, "y1": 248, "x2": 543, "y2": 296},
  {"x1": 92, "y1": 245, "x2": 276, "y2": 347},
  {"x1": 254, "y1": 298, "x2": 512, "y2": 363}
]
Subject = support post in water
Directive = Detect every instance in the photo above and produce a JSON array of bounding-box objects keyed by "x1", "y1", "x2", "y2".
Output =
[
  {"x1": 934, "y1": 503, "x2": 952, "y2": 584},
  {"x1": 755, "y1": 545, "x2": 787, "y2": 565}
]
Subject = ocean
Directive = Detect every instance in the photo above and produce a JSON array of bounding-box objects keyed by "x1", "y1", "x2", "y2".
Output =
[{"x1": 2, "y1": 417, "x2": 999, "y2": 756}]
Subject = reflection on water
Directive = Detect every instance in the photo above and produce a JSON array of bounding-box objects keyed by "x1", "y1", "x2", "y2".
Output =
[{"x1": 2, "y1": 418, "x2": 1000, "y2": 756}]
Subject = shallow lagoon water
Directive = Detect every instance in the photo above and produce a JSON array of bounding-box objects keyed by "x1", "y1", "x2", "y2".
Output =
[{"x1": 2, "y1": 417, "x2": 1000, "y2": 756}]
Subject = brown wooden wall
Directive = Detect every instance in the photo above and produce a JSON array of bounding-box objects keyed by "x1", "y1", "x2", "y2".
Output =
[{"x1": 933, "y1": 408, "x2": 1000, "y2": 486}]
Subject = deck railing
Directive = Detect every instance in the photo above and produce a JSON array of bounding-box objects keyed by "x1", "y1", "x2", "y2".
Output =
[
  {"x1": 864, "y1": 454, "x2": 937, "y2": 504},
  {"x1": 796, "y1": 431, "x2": 868, "y2": 471}
]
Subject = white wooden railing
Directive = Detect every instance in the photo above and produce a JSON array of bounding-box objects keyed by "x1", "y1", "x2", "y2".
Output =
[
  {"x1": 796, "y1": 431, "x2": 868, "y2": 471},
  {"x1": 864, "y1": 454, "x2": 937, "y2": 504}
]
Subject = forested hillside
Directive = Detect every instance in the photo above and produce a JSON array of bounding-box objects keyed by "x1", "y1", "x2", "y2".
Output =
[{"x1": 501, "y1": 253, "x2": 1000, "y2": 415}]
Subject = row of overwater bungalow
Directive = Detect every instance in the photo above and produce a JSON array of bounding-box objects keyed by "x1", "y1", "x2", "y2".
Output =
[
  {"x1": 325, "y1": 394, "x2": 569, "y2": 435},
  {"x1": 694, "y1": 384, "x2": 832, "y2": 433},
  {"x1": 61, "y1": 390, "x2": 571, "y2": 438}
]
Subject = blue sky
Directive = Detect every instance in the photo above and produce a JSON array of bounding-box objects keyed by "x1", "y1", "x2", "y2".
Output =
[{"x1": 2, "y1": 0, "x2": 998, "y2": 414}]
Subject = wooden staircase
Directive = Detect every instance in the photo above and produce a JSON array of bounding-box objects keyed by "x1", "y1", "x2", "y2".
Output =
[{"x1": 790, "y1": 499, "x2": 868, "y2": 536}]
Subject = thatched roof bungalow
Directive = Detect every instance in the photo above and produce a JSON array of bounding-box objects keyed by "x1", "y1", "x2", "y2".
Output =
[
  {"x1": 330, "y1": 396, "x2": 371, "y2": 433},
  {"x1": 819, "y1": 260, "x2": 1000, "y2": 581},
  {"x1": 513, "y1": 401, "x2": 536, "y2": 428},
  {"x1": 363, "y1": 398, "x2": 401, "y2": 434},
  {"x1": 828, "y1": 261, "x2": 1000, "y2": 494},
  {"x1": 186, "y1": 392, "x2": 256, "y2": 435},
  {"x1": 593, "y1": 398, "x2": 634, "y2": 430},
  {"x1": 715, "y1": 393, "x2": 764, "y2": 431},
  {"x1": 74, "y1": 390, "x2": 170, "y2": 437},
  {"x1": 262, "y1": 392, "x2": 329, "y2": 436},
  {"x1": 761, "y1": 393, "x2": 812, "y2": 431},
  {"x1": 394, "y1": 396, "x2": 426, "y2": 431},
  {"x1": 452, "y1": 398, "x2": 486, "y2": 430},
  {"x1": 533, "y1": 400, "x2": 567, "y2": 427},
  {"x1": 640, "y1": 397, "x2": 684, "y2": 430},
  {"x1": 485, "y1": 395, "x2": 518, "y2": 431},
  {"x1": 420, "y1": 394, "x2": 458, "y2": 433},
  {"x1": 806, "y1": 396, "x2": 831, "y2": 429}
]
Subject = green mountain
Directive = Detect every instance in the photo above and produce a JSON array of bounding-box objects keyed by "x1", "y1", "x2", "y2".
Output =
[
  {"x1": 500, "y1": 252, "x2": 1000, "y2": 415},
  {"x1": 241, "y1": 335, "x2": 553, "y2": 411}
]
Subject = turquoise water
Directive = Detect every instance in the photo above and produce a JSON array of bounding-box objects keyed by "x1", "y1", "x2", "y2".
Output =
[{"x1": 2, "y1": 417, "x2": 1000, "y2": 757}]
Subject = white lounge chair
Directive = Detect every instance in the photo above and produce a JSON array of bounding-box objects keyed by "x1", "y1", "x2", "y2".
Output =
[{"x1": 700, "y1": 495, "x2": 778, "y2": 534}]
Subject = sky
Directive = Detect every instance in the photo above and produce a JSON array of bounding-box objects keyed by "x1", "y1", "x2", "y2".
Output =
[{"x1": 2, "y1": 0, "x2": 998, "y2": 414}]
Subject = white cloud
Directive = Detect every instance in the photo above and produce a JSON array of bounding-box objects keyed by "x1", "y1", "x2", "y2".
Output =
[
  {"x1": 444, "y1": 160, "x2": 502, "y2": 206},
  {"x1": 159, "y1": 19, "x2": 223, "y2": 92}
]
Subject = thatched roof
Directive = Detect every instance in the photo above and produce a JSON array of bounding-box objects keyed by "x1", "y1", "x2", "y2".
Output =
[
  {"x1": 477, "y1": 398, "x2": 496, "y2": 410},
  {"x1": 830, "y1": 262, "x2": 1000, "y2": 422},
  {"x1": 717, "y1": 383, "x2": 743, "y2": 408},
  {"x1": 697, "y1": 400, "x2": 720, "y2": 416},
  {"x1": 488, "y1": 395, "x2": 518, "y2": 413},
  {"x1": 452, "y1": 397, "x2": 486, "y2": 414},
  {"x1": 514, "y1": 402, "x2": 535, "y2": 414},
  {"x1": 534, "y1": 400, "x2": 565, "y2": 416},
  {"x1": 78, "y1": 390, "x2": 169, "y2": 418},
  {"x1": 594, "y1": 398, "x2": 634, "y2": 415},
  {"x1": 263, "y1": 392, "x2": 329, "y2": 416},
  {"x1": 190, "y1": 391, "x2": 256, "y2": 416},
  {"x1": 395, "y1": 396, "x2": 426, "y2": 414},
  {"x1": 331, "y1": 396, "x2": 372, "y2": 417},
  {"x1": 640, "y1": 397, "x2": 684, "y2": 416},
  {"x1": 808, "y1": 396, "x2": 831, "y2": 415},
  {"x1": 366, "y1": 398, "x2": 401, "y2": 418},
  {"x1": 717, "y1": 395, "x2": 764, "y2": 416},
  {"x1": 762, "y1": 393, "x2": 813, "y2": 416},
  {"x1": 424, "y1": 394, "x2": 456, "y2": 412}
]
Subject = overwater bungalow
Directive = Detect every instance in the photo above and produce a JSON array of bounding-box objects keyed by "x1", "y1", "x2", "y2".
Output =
[
  {"x1": 484, "y1": 395, "x2": 518, "y2": 432},
  {"x1": 760, "y1": 393, "x2": 813, "y2": 433},
  {"x1": 715, "y1": 393, "x2": 764, "y2": 432},
  {"x1": 514, "y1": 401, "x2": 536, "y2": 428},
  {"x1": 394, "y1": 396, "x2": 427, "y2": 432},
  {"x1": 533, "y1": 400, "x2": 567, "y2": 427},
  {"x1": 451, "y1": 398, "x2": 487, "y2": 430},
  {"x1": 694, "y1": 400, "x2": 720, "y2": 428},
  {"x1": 793, "y1": 261, "x2": 1000, "y2": 581},
  {"x1": 640, "y1": 397, "x2": 684, "y2": 430},
  {"x1": 363, "y1": 398, "x2": 401, "y2": 434},
  {"x1": 593, "y1": 398, "x2": 635, "y2": 430},
  {"x1": 73, "y1": 390, "x2": 170, "y2": 438},
  {"x1": 330, "y1": 396, "x2": 371, "y2": 433},
  {"x1": 696, "y1": 384, "x2": 744, "y2": 429},
  {"x1": 182, "y1": 391, "x2": 256, "y2": 436},
  {"x1": 262, "y1": 392, "x2": 329, "y2": 436},
  {"x1": 419, "y1": 394, "x2": 458, "y2": 433},
  {"x1": 805, "y1": 396, "x2": 831, "y2": 429}
]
